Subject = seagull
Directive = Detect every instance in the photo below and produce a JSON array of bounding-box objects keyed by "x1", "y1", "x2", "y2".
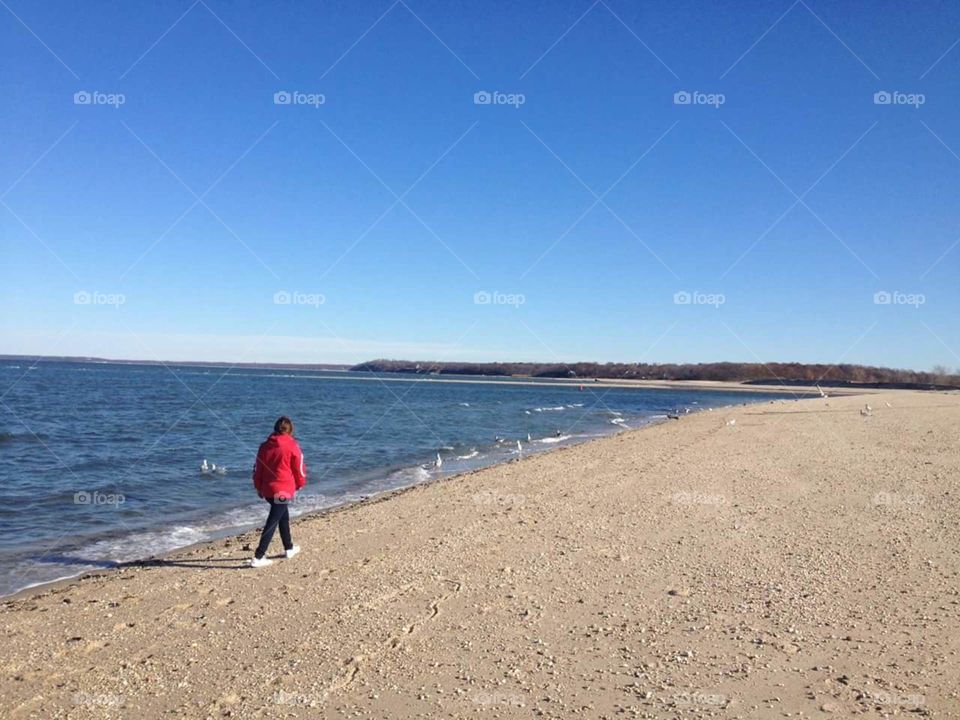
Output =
[
  {"x1": 516, "y1": 440, "x2": 522, "y2": 458},
  {"x1": 726, "y1": 419, "x2": 736, "y2": 426},
  {"x1": 213, "y1": 464, "x2": 227, "y2": 475},
  {"x1": 527, "y1": 433, "x2": 532, "y2": 442},
  {"x1": 817, "y1": 384, "x2": 828, "y2": 398},
  {"x1": 865, "y1": 403, "x2": 872, "y2": 412},
  {"x1": 434, "y1": 453, "x2": 443, "y2": 469},
  {"x1": 200, "y1": 459, "x2": 213, "y2": 475}
]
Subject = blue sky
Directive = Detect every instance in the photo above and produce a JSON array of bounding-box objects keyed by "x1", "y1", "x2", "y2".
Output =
[{"x1": 2, "y1": 0, "x2": 958, "y2": 370}]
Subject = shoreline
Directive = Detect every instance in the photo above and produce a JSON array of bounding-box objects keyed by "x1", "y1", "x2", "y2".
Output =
[
  {"x1": 4, "y1": 389, "x2": 957, "y2": 719},
  {"x1": 3, "y1": 388, "x2": 813, "y2": 602},
  {"x1": 3, "y1": 409, "x2": 686, "y2": 602},
  {"x1": 4, "y1": 382, "x2": 884, "y2": 603}
]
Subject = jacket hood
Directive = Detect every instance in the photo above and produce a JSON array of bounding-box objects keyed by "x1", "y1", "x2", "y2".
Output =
[{"x1": 263, "y1": 432, "x2": 296, "y2": 447}]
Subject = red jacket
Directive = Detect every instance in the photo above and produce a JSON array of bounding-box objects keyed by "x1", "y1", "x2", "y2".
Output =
[{"x1": 253, "y1": 433, "x2": 306, "y2": 501}]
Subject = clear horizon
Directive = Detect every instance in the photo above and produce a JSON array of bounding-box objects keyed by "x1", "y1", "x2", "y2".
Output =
[{"x1": 2, "y1": 1, "x2": 959, "y2": 371}]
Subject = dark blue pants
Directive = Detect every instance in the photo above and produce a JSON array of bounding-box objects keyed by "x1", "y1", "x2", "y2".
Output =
[{"x1": 255, "y1": 499, "x2": 293, "y2": 559}]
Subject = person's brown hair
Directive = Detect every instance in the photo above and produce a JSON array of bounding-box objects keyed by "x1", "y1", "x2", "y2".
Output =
[{"x1": 273, "y1": 416, "x2": 294, "y2": 435}]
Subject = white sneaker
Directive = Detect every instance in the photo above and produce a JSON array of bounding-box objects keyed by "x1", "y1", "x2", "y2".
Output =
[
  {"x1": 250, "y1": 556, "x2": 273, "y2": 568},
  {"x1": 285, "y1": 545, "x2": 301, "y2": 559}
]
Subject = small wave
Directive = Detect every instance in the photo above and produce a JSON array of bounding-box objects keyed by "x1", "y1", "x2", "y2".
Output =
[
  {"x1": 390, "y1": 466, "x2": 430, "y2": 483},
  {"x1": 458, "y1": 402, "x2": 470, "y2": 407},
  {"x1": 566, "y1": 403, "x2": 584, "y2": 408},
  {"x1": 611, "y1": 418, "x2": 628, "y2": 425},
  {"x1": 84, "y1": 525, "x2": 209, "y2": 564},
  {"x1": 533, "y1": 406, "x2": 565, "y2": 412},
  {"x1": 538, "y1": 434, "x2": 572, "y2": 444},
  {"x1": 456, "y1": 450, "x2": 479, "y2": 460}
]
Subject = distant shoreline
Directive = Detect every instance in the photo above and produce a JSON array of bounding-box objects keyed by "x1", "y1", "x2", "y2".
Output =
[{"x1": 2, "y1": 354, "x2": 953, "y2": 392}]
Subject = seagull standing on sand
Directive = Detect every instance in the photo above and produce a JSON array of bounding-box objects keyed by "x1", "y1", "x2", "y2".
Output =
[{"x1": 516, "y1": 440, "x2": 522, "y2": 459}]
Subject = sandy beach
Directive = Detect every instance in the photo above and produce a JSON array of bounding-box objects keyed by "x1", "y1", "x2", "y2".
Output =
[{"x1": 2, "y1": 390, "x2": 958, "y2": 718}]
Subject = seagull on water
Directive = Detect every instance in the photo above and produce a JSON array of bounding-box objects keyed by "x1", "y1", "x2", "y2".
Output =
[{"x1": 434, "y1": 453, "x2": 443, "y2": 469}]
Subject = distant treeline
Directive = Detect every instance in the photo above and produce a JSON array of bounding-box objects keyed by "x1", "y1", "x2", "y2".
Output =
[{"x1": 350, "y1": 359, "x2": 960, "y2": 388}]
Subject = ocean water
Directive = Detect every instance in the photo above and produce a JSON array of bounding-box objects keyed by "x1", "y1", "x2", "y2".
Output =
[{"x1": 0, "y1": 361, "x2": 799, "y2": 596}]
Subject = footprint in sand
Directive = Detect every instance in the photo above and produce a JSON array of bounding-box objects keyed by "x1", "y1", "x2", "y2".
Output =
[{"x1": 326, "y1": 578, "x2": 463, "y2": 696}]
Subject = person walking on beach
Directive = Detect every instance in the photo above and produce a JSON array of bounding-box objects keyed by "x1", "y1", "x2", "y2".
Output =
[{"x1": 250, "y1": 416, "x2": 306, "y2": 568}]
